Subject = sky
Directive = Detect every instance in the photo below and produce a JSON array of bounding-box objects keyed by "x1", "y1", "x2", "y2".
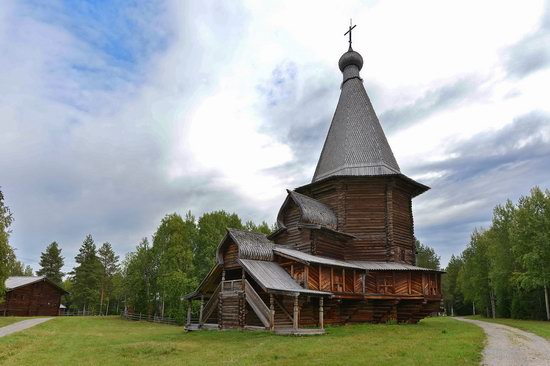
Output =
[{"x1": 1, "y1": 0, "x2": 549, "y2": 273}]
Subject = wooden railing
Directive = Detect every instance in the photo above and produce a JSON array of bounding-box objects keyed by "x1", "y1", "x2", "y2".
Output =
[
  {"x1": 202, "y1": 282, "x2": 221, "y2": 323},
  {"x1": 222, "y1": 279, "x2": 243, "y2": 292},
  {"x1": 243, "y1": 280, "x2": 271, "y2": 328}
]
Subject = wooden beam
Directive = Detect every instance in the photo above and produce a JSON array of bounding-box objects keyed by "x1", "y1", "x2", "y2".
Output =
[
  {"x1": 319, "y1": 265, "x2": 322, "y2": 291},
  {"x1": 187, "y1": 300, "x2": 192, "y2": 326},
  {"x1": 293, "y1": 295, "x2": 299, "y2": 330},
  {"x1": 331, "y1": 267, "x2": 334, "y2": 292},
  {"x1": 319, "y1": 297, "x2": 324, "y2": 330},
  {"x1": 304, "y1": 266, "x2": 309, "y2": 289},
  {"x1": 199, "y1": 296, "x2": 204, "y2": 326},
  {"x1": 270, "y1": 294, "x2": 275, "y2": 331},
  {"x1": 343, "y1": 268, "x2": 346, "y2": 293},
  {"x1": 408, "y1": 272, "x2": 412, "y2": 295},
  {"x1": 422, "y1": 273, "x2": 426, "y2": 295}
]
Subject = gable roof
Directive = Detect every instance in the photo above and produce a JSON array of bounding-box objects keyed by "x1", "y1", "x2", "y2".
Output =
[
  {"x1": 276, "y1": 190, "x2": 337, "y2": 231},
  {"x1": 5, "y1": 276, "x2": 68, "y2": 294},
  {"x1": 216, "y1": 228, "x2": 274, "y2": 263},
  {"x1": 312, "y1": 49, "x2": 401, "y2": 183}
]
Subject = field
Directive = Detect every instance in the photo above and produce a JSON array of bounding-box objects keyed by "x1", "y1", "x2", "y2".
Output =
[
  {"x1": 0, "y1": 316, "x2": 483, "y2": 365},
  {"x1": 467, "y1": 315, "x2": 550, "y2": 340}
]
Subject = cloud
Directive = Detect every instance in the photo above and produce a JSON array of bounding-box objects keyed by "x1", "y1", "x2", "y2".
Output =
[
  {"x1": 504, "y1": 2, "x2": 550, "y2": 78},
  {"x1": 379, "y1": 76, "x2": 483, "y2": 132},
  {"x1": 412, "y1": 111, "x2": 550, "y2": 263},
  {"x1": 0, "y1": 0, "x2": 267, "y2": 270}
]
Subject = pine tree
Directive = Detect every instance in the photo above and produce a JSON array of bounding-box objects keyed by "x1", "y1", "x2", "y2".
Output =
[
  {"x1": 72, "y1": 234, "x2": 102, "y2": 312},
  {"x1": 98, "y1": 242, "x2": 119, "y2": 315},
  {"x1": 37, "y1": 241, "x2": 64, "y2": 284},
  {"x1": 415, "y1": 240, "x2": 441, "y2": 270}
]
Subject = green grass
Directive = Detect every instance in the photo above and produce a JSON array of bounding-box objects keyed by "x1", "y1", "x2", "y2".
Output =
[
  {"x1": 0, "y1": 316, "x2": 484, "y2": 366},
  {"x1": 466, "y1": 315, "x2": 550, "y2": 340},
  {"x1": 0, "y1": 317, "x2": 30, "y2": 327}
]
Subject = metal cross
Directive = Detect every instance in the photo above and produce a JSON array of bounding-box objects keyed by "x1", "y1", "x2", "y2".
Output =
[{"x1": 344, "y1": 19, "x2": 356, "y2": 50}]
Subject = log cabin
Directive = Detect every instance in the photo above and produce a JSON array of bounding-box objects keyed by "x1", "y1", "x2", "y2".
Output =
[
  {"x1": 1, "y1": 276, "x2": 68, "y2": 316},
  {"x1": 185, "y1": 34, "x2": 443, "y2": 335}
]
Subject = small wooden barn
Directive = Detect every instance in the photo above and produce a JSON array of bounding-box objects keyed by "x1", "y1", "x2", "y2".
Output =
[
  {"x1": 1, "y1": 276, "x2": 68, "y2": 316},
  {"x1": 185, "y1": 41, "x2": 443, "y2": 334}
]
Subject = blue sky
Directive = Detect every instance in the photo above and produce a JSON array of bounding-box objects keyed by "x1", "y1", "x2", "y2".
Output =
[{"x1": 1, "y1": 0, "x2": 549, "y2": 272}]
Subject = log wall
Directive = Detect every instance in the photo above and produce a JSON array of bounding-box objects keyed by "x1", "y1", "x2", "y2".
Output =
[
  {"x1": 299, "y1": 176, "x2": 418, "y2": 263},
  {"x1": 2, "y1": 281, "x2": 63, "y2": 316}
]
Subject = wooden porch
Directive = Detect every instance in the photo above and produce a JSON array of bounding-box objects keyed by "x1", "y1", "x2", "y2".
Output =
[{"x1": 185, "y1": 278, "x2": 327, "y2": 335}]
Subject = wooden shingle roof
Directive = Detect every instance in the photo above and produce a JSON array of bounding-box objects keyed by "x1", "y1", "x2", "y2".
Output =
[
  {"x1": 312, "y1": 48, "x2": 400, "y2": 183},
  {"x1": 216, "y1": 228, "x2": 274, "y2": 264}
]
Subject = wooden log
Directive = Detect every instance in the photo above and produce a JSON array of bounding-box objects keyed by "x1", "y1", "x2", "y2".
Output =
[
  {"x1": 187, "y1": 300, "x2": 192, "y2": 326},
  {"x1": 319, "y1": 297, "x2": 324, "y2": 330},
  {"x1": 293, "y1": 295, "x2": 299, "y2": 329},
  {"x1": 199, "y1": 296, "x2": 204, "y2": 326},
  {"x1": 270, "y1": 294, "x2": 275, "y2": 331}
]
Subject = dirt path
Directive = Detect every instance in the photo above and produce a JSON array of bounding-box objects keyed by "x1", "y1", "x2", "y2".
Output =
[
  {"x1": 455, "y1": 317, "x2": 550, "y2": 366},
  {"x1": 0, "y1": 318, "x2": 53, "y2": 337}
]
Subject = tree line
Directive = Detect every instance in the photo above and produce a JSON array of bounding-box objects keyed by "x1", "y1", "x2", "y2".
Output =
[
  {"x1": 442, "y1": 187, "x2": 550, "y2": 321},
  {"x1": 0, "y1": 188, "x2": 272, "y2": 321}
]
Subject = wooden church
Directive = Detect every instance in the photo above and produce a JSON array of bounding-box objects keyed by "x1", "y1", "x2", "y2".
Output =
[{"x1": 185, "y1": 29, "x2": 443, "y2": 334}]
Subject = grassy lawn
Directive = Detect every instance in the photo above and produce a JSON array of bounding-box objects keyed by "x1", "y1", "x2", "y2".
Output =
[
  {"x1": 0, "y1": 316, "x2": 483, "y2": 366},
  {"x1": 466, "y1": 315, "x2": 550, "y2": 340},
  {"x1": 0, "y1": 317, "x2": 30, "y2": 327}
]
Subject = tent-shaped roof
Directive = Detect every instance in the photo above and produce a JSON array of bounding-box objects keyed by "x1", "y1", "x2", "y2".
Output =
[{"x1": 312, "y1": 48, "x2": 400, "y2": 183}]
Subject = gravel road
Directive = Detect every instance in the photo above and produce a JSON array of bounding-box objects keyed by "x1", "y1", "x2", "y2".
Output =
[
  {"x1": 0, "y1": 318, "x2": 53, "y2": 337},
  {"x1": 455, "y1": 317, "x2": 550, "y2": 366}
]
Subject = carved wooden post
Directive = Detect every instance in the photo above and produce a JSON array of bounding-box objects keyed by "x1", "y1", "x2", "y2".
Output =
[
  {"x1": 186, "y1": 299, "x2": 192, "y2": 326},
  {"x1": 319, "y1": 297, "x2": 324, "y2": 330},
  {"x1": 199, "y1": 295, "x2": 204, "y2": 327},
  {"x1": 293, "y1": 294, "x2": 299, "y2": 330},
  {"x1": 270, "y1": 294, "x2": 275, "y2": 331}
]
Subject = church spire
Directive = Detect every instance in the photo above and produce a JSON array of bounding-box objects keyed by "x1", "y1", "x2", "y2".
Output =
[{"x1": 311, "y1": 25, "x2": 401, "y2": 183}]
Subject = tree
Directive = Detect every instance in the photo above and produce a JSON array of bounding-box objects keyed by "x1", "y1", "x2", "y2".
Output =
[
  {"x1": 123, "y1": 238, "x2": 155, "y2": 314},
  {"x1": 459, "y1": 229, "x2": 495, "y2": 318},
  {"x1": 9, "y1": 261, "x2": 33, "y2": 276},
  {"x1": 0, "y1": 188, "x2": 14, "y2": 299},
  {"x1": 511, "y1": 187, "x2": 550, "y2": 321},
  {"x1": 194, "y1": 211, "x2": 242, "y2": 279},
  {"x1": 442, "y1": 255, "x2": 465, "y2": 316},
  {"x1": 486, "y1": 201, "x2": 516, "y2": 318},
  {"x1": 152, "y1": 213, "x2": 196, "y2": 320},
  {"x1": 244, "y1": 220, "x2": 273, "y2": 235},
  {"x1": 37, "y1": 241, "x2": 64, "y2": 284},
  {"x1": 415, "y1": 240, "x2": 440, "y2": 270},
  {"x1": 98, "y1": 242, "x2": 119, "y2": 315},
  {"x1": 72, "y1": 234, "x2": 102, "y2": 312}
]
